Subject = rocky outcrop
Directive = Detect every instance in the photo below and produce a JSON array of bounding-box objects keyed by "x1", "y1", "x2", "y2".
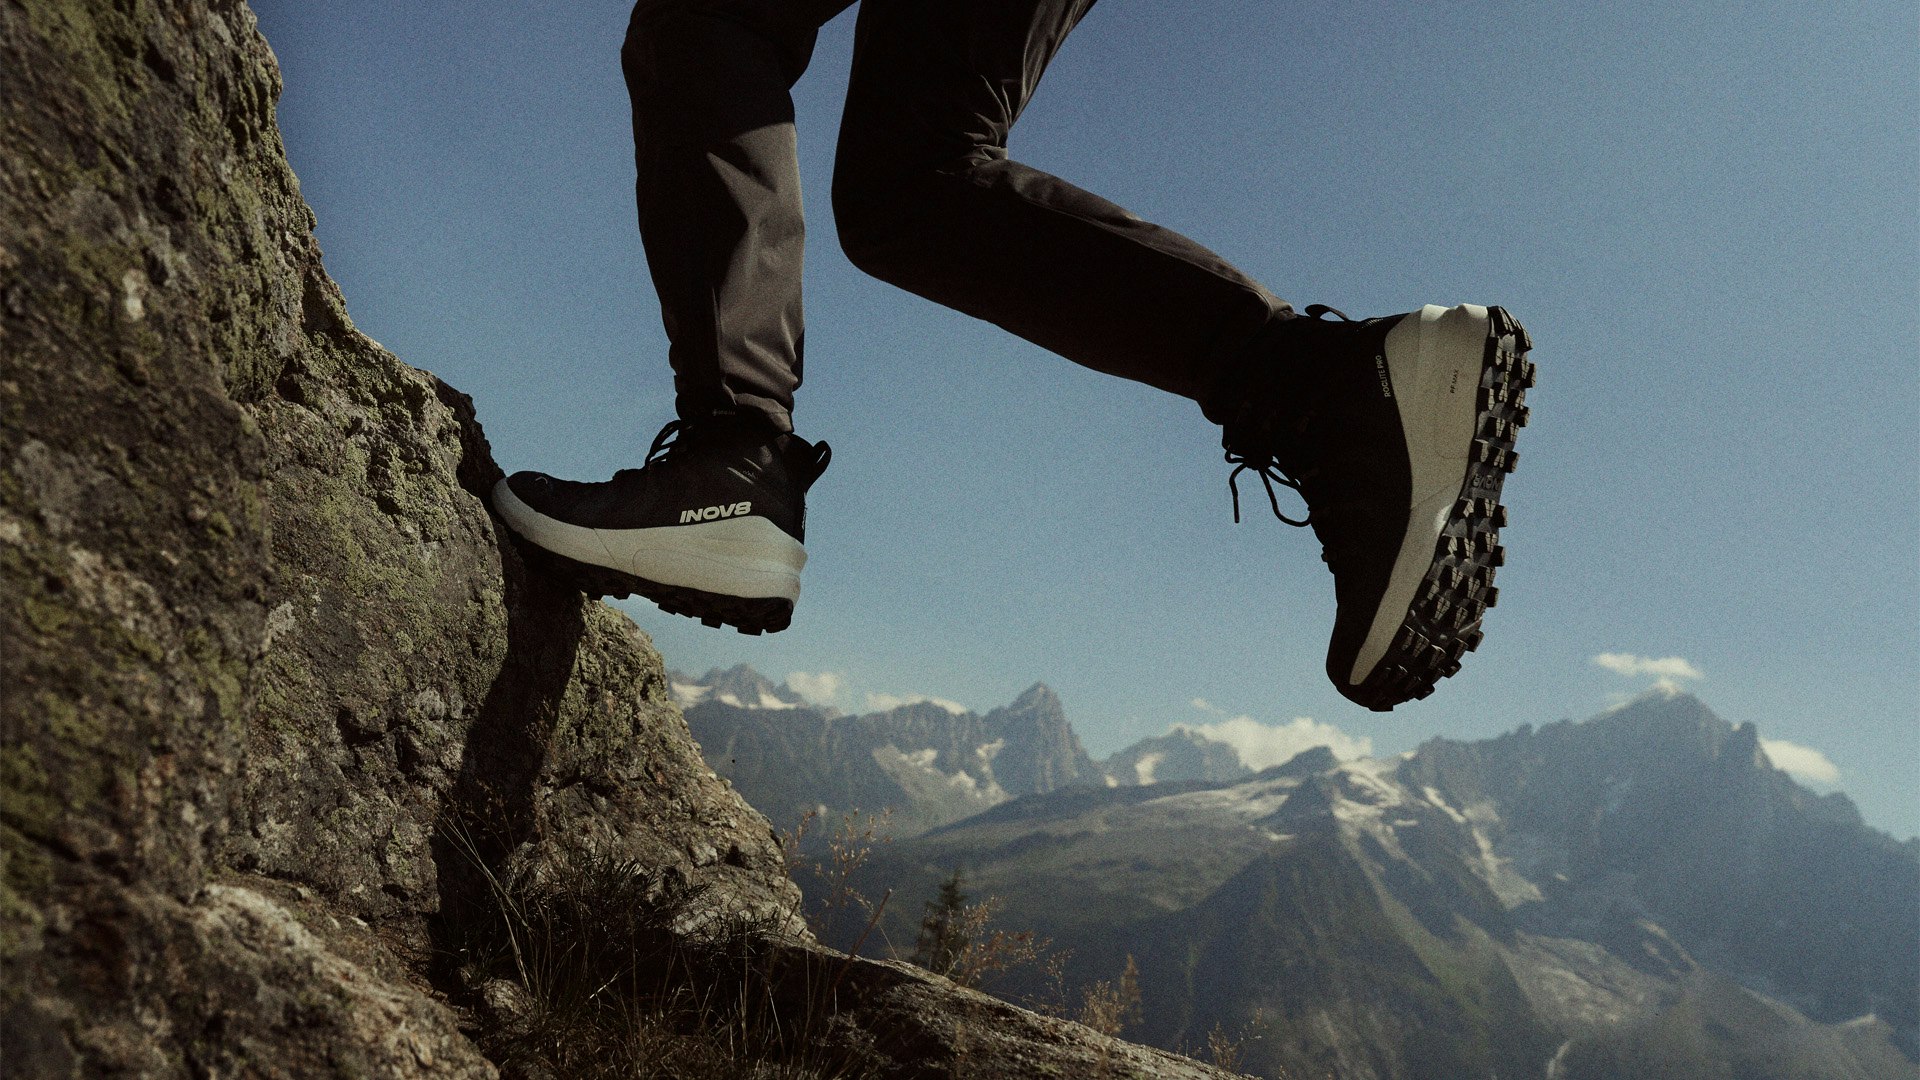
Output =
[
  {"x1": 0, "y1": 4, "x2": 1239, "y2": 1076},
  {"x1": 1, "y1": 1, "x2": 793, "y2": 1072}
]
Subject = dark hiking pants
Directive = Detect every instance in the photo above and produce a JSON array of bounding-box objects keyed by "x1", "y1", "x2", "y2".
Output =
[{"x1": 621, "y1": 0, "x2": 1293, "y2": 434}]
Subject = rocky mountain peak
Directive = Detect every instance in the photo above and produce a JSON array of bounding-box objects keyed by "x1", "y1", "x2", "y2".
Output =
[
  {"x1": 1725, "y1": 718, "x2": 1767, "y2": 769},
  {"x1": 985, "y1": 681, "x2": 1096, "y2": 795},
  {"x1": 679, "y1": 663, "x2": 807, "y2": 710},
  {"x1": 1265, "y1": 744, "x2": 1338, "y2": 779},
  {"x1": 1590, "y1": 690, "x2": 1738, "y2": 759},
  {"x1": 1104, "y1": 727, "x2": 1255, "y2": 786},
  {"x1": 1010, "y1": 681, "x2": 1060, "y2": 710},
  {"x1": 987, "y1": 681, "x2": 1066, "y2": 732}
]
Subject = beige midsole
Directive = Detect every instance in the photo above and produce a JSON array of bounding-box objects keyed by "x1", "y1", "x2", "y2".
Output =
[
  {"x1": 491, "y1": 480, "x2": 806, "y2": 602},
  {"x1": 1348, "y1": 304, "x2": 1489, "y2": 685}
]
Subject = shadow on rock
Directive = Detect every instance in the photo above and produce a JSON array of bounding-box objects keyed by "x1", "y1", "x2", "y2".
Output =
[{"x1": 429, "y1": 387, "x2": 592, "y2": 976}]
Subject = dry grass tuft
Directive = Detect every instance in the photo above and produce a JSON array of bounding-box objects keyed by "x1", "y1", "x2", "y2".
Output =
[{"x1": 444, "y1": 827, "x2": 882, "y2": 1080}]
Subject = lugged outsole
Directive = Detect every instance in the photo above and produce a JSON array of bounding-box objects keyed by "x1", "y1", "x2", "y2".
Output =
[
  {"x1": 1355, "y1": 307, "x2": 1533, "y2": 711},
  {"x1": 522, "y1": 545, "x2": 795, "y2": 635}
]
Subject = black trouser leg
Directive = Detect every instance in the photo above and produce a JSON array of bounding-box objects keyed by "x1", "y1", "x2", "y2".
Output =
[
  {"x1": 831, "y1": 0, "x2": 1291, "y2": 412},
  {"x1": 621, "y1": 0, "x2": 850, "y2": 433},
  {"x1": 623, "y1": 0, "x2": 1293, "y2": 433}
]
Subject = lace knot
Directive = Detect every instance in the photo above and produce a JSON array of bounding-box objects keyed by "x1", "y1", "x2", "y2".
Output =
[{"x1": 1224, "y1": 449, "x2": 1310, "y2": 527}]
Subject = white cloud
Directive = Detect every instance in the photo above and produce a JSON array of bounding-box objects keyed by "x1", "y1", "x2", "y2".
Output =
[
  {"x1": 784, "y1": 671, "x2": 844, "y2": 706},
  {"x1": 866, "y1": 691, "x2": 969, "y2": 716},
  {"x1": 1190, "y1": 697, "x2": 1223, "y2": 714},
  {"x1": 1175, "y1": 715, "x2": 1373, "y2": 771},
  {"x1": 1760, "y1": 738, "x2": 1841, "y2": 786},
  {"x1": 1592, "y1": 652, "x2": 1704, "y2": 681}
]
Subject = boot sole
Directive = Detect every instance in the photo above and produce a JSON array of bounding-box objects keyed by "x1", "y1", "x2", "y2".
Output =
[
  {"x1": 524, "y1": 546, "x2": 796, "y2": 635},
  {"x1": 1346, "y1": 305, "x2": 1534, "y2": 710},
  {"x1": 492, "y1": 479, "x2": 803, "y2": 635}
]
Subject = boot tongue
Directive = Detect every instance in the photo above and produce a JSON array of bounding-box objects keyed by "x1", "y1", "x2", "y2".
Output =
[
  {"x1": 680, "y1": 415, "x2": 830, "y2": 487},
  {"x1": 775, "y1": 434, "x2": 832, "y2": 489}
]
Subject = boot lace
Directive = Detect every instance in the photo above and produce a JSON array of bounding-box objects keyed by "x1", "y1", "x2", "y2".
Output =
[
  {"x1": 1221, "y1": 303, "x2": 1356, "y2": 528},
  {"x1": 1226, "y1": 450, "x2": 1310, "y2": 527},
  {"x1": 1228, "y1": 445, "x2": 1370, "y2": 577},
  {"x1": 611, "y1": 419, "x2": 691, "y2": 482}
]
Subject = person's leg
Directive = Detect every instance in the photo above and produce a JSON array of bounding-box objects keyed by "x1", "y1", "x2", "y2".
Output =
[
  {"x1": 622, "y1": 0, "x2": 854, "y2": 433},
  {"x1": 831, "y1": 0, "x2": 1294, "y2": 416},
  {"x1": 490, "y1": 0, "x2": 849, "y2": 635},
  {"x1": 829, "y1": 0, "x2": 1537, "y2": 712}
]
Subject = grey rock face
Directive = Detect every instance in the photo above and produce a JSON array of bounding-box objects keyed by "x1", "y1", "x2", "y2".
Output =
[
  {"x1": 1, "y1": 6, "x2": 1239, "y2": 1076},
  {"x1": 982, "y1": 682, "x2": 1100, "y2": 796},
  {"x1": 2, "y1": 0, "x2": 793, "y2": 1067}
]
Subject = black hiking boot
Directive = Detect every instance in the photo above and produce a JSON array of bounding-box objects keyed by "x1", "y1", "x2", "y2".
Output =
[
  {"x1": 491, "y1": 419, "x2": 832, "y2": 635},
  {"x1": 1221, "y1": 304, "x2": 1535, "y2": 711}
]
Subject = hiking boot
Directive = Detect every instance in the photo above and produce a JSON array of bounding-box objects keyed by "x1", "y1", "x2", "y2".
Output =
[
  {"x1": 491, "y1": 419, "x2": 832, "y2": 635},
  {"x1": 1221, "y1": 304, "x2": 1535, "y2": 711}
]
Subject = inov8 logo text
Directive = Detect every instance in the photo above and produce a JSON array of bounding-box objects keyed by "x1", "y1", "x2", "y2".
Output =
[{"x1": 681, "y1": 501, "x2": 752, "y2": 524}]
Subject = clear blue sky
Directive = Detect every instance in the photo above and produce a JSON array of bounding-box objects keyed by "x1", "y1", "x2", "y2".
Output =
[{"x1": 252, "y1": 0, "x2": 1918, "y2": 838}]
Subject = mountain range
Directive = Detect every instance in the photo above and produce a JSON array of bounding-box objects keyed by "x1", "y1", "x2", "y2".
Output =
[
  {"x1": 674, "y1": 668, "x2": 1919, "y2": 1080},
  {"x1": 672, "y1": 665, "x2": 1247, "y2": 839}
]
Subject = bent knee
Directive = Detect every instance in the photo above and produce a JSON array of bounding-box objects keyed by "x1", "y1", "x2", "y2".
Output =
[
  {"x1": 832, "y1": 158, "x2": 987, "y2": 284},
  {"x1": 831, "y1": 178, "x2": 895, "y2": 281},
  {"x1": 832, "y1": 183, "x2": 925, "y2": 283}
]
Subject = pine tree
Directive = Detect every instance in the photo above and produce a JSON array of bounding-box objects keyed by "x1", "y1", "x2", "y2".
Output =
[{"x1": 911, "y1": 869, "x2": 970, "y2": 978}]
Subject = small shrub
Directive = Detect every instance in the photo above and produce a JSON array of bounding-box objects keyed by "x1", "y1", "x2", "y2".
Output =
[
  {"x1": 907, "y1": 869, "x2": 1062, "y2": 1000},
  {"x1": 1202, "y1": 1010, "x2": 1267, "y2": 1074},
  {"x1": 910, "y1": 869, "x2": 970, "y2": 978},
  {"x1": 1075, "y1": 955, "x2": 1141, "y2": 1040},
  {"x1": 784, "y1": 808, "x2": 893, "y2": 937}
]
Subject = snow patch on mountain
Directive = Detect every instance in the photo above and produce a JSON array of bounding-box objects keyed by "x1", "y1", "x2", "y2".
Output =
[
  {"x1": 675, "y1": 686, "x2": 799, "y2": 710},
  {"x1": 870, "y1": 744, "x2": 1008, "y2": 804},
  {"x1": 1142, "y1": 774, "x2": 1302, "y2": 825},
  {"x1": 671, "y1": 666, "x2": 813, "y2": 711},
  {"x1": 749, "y1": 691, "x2": 801, "y2": 710}
]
